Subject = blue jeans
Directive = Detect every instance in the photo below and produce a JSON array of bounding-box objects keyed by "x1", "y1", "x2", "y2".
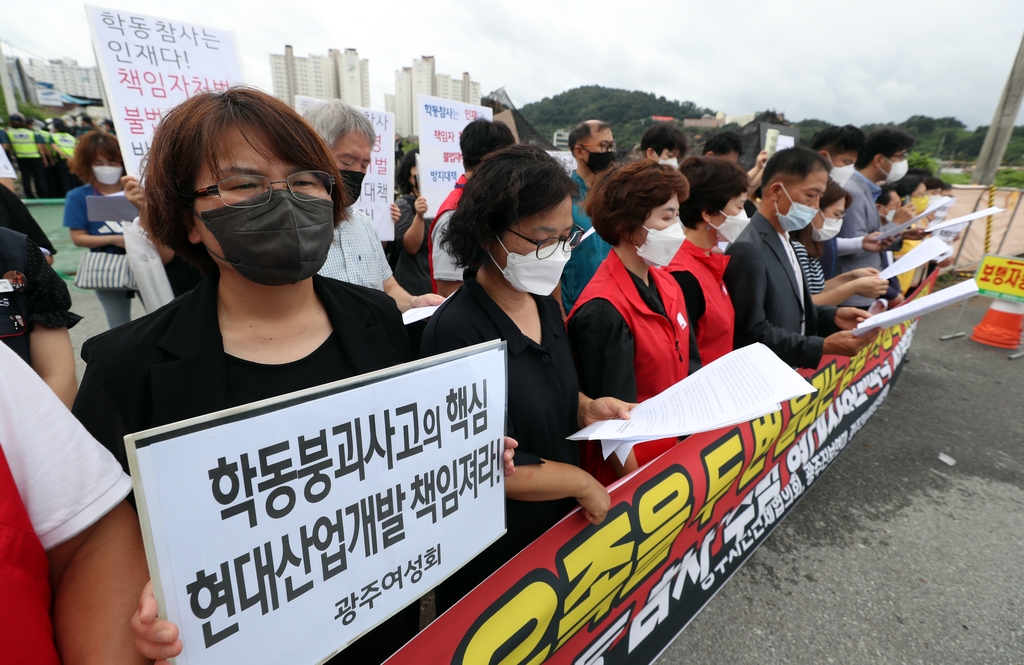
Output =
[{"x1": 95, "y1": 289, "x2": 133, "y2": 329}]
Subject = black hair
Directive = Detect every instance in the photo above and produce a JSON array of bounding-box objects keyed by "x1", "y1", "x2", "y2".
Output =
[
  {"x1": 923, "y1": 176, "x2": 944, "y2": 191},
  {"x1": 895, "y1": 176, "x2": 924, "y2": 199},
  {"x1": 461, "y1": 119, "x2": 516, "y2": 170},
  {"x1": 810, "y1": 124, "x2": 866, "y2": 158},
  {"x1": 396, "y1": 148, "x2": 419, "y2": 195},
  {"x1": 442, "y1": 145, "x2": 578, "y2": 268},
  {"x1": 50, "y1": 118, "x2": 68, "y2": 133},
  {"x1": 704, "y1": 131, "x2": 743, "y2": 157},
  {"x1": 677, "y1": 156, "x2": 749, "y2": 229},
  {"x1": 856, "y1": 127, "x2": 915, "y2": 169},
  {"x1": 761, "y1": 147, "x2": 830, "y2": 191},
  {"x1": 940, "y1": 180, "x2": 953, "y2": 190},
  {"x1": 876, "y1": 185, "x2": 900, "y2": 206},
  {"x1": 640, "y1": 122, "x2": 687, "y2": 157},
  {"x1": 907, "y1": 167, "x2": 933, "y2": 178},
  {"x1": 568, "y1": 120, "x2": 612, "y2": 150}
]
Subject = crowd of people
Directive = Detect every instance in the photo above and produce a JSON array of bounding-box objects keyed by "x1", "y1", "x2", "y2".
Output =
[{"x1": 0, "y1": 87, "x2": 958, "y2": 663}]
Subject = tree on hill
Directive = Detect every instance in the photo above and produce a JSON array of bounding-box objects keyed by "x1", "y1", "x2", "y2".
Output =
[{"x1": 519, "y1": 85, "x2": 714, "y2": 150}]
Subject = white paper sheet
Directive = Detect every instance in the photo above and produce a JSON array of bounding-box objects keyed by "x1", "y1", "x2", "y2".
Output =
[
  {"x1": 875, "y1": 196, "x2": 954, "y2": 241},
  {"x1": 402, "y1": 304, "x2": 441, "y2": 325},
  {"x1": 570, "y1": 344, "x2": 815, "y2": 456},
  {"x1": 924, "y1": 207, "x2": 1005, "y2": 234},
  {"x1": 878, "y1": 237, "x2": 951, "y2": 280},
  {"x1": 852, "y1": 279, "x2": 979, "y2": 337}
]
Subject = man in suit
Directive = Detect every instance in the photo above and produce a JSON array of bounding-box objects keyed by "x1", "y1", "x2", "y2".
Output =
[{"x1": 723, "y1": 147, "x2": 877, "y2": 369}]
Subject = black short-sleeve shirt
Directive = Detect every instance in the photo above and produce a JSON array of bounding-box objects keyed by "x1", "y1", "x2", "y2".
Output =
[{"x1": 420, "y1": 268, "x2": 580, "y2": 610}]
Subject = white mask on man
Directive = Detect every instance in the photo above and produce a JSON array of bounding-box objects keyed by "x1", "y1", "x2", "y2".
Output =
[{"x1": 830, "y1": 163, "x2": 856, "y2": 187}]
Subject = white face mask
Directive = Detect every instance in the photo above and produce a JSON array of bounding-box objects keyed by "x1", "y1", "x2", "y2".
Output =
[
  {"x1": 712, "y1": 209, "x2": 750, "y2": 243},
  {"x1": 92, "y1": 165, "x2": 123, "y2": 185},
  {"x1": 812, "y1": 215, "x2": 843, "y2": 241},
  {"x1": 635, "y1": 221, "x2": 685, "y2": 267},
  {"x1": 658, "y1": 157, "x2": 679, "y2": 168},
  {"x1": 831, "y1": 163, "x2": 856, "y2": 187},
  {"x1": 883, "y1": 208, "x2": 897, "y2": 224},
  {"x1": 491, "y1": 236, "x2": 571, "y2": 295},
  {"x1": 881, "y1": 157, "x2": 908, "y2": 184}
]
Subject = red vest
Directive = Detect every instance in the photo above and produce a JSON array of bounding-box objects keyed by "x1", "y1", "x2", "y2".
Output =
[
  {"x1": 569, "y1": 250, "x2": 691, "y2": 480},
  {"x1": 0, "y1": 444, "x2": 61, "y2": 664},
  {"x1": 668, "y1": 239, "x2": 735, "y2": 365},
  {"x1": 427, "y1": 175, "x2": 467, "y2": 294}
]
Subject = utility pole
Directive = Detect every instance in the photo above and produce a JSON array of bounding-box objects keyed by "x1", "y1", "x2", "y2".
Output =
[
  {"x1": 0, "y1": 38, "x2": 19, "y2": 117},
  {"x1": 972, "y1": 29, "x2": 1024, "y2": 185}
]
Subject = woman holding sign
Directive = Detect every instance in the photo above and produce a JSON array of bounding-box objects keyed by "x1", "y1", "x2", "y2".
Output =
[
  {"x1": 73, "y1": 87, "x2": 472, "y2": 665},
  {"x1": 421, "y1": 145, "x2": 632, "y2": 613}
]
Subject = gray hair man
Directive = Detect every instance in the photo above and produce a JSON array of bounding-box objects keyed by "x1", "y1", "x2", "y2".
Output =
[{"x1": 302, "y1": 100, "x2": 443, "y2": 312}]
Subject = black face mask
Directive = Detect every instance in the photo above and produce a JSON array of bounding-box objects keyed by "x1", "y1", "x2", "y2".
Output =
[
  {"x1": 198, "y1": 190, "x2": 335, "y2": 286},
  {"x1": 585, "y1": 149, "x2": 616, "y2": 174},
  {"x1": 340, "y1": 169, "x2": 365, "y2": 205}
]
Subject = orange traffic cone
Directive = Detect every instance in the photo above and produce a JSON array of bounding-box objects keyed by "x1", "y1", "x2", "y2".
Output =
[{"x1": 970, "y1": 300, "x2": 1024, "y2": 349}]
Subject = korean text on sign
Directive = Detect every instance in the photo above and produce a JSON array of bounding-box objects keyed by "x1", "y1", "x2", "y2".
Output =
[{"x1": 126, "y1": 342, "x2": 507, "y2": 665}]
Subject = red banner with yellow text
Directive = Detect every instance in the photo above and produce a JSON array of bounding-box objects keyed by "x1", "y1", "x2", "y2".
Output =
[{"x1": 386, "y1": 271, "x2": 939, "y2": 665}]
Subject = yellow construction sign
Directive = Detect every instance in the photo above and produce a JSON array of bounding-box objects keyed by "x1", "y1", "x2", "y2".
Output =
[{"x1": 976, "y1": 254, "x2": 1024, "y2": 304}]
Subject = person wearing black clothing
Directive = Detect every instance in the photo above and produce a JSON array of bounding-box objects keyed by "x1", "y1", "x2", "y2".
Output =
[
  {"x1": 0, "y1": 227, "x2": 80, "y2": 407},
  {"x1": 391, "y1": 149, "x2": 432, "y2": 295},
  {"x1": 422, "y1": 145, "x2": 630, "y2": 613},
  {"x1": 0, "y1": 184, "x2": 58, "y2": 256}
]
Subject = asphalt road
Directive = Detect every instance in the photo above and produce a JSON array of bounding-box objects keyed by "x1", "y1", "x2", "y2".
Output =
[{"x1": 659, "y1": 294, "x2": 1024, "y2": 664}]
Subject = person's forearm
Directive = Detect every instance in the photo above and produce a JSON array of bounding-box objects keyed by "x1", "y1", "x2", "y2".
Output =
[
  {"x1": 49, "y1": 501, "x2": 149, "y2": 665},
  {"x1": 403, "y1": 215, "x2": 426, "y2": 254},
  {"x1": 29, "y1": 325, "x2": 78, "y2": 409},
  {"x1": 505, "y1": 459, "x2": 588, "y2": 502},
  {"x1": 70, "y1": 230, "x2": 120, "y2": 249},
  {"x1": 383, "y1": 277, "x2": 414, "y2": 312},
  {"x1": 812, "y1": 281, "x2": 863, "y2": 307}
]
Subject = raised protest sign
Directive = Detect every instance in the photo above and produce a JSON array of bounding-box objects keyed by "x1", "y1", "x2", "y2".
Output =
[
  {"x1": 416, "y1": 94, "x2": 492, "y2": 219},
  {"x1": 384, "y1": 272, "x2": 939, "y2": 665},
  {"x1": 86, "y1": 6, "x2": 244, "y2": 175},
  {"x1": 126, "y1": 342, "x2": 507, "y2": 665},
  {"x1": 295, "y1": 95, "x2": 396, "y2": 241}
]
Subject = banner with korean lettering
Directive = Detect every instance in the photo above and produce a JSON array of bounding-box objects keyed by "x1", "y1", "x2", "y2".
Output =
[
  {"x1": 416, "y1": 94, "x2": 492, "y2": 219},
  {"x1": 126, "y1": 342, "x2": 508, "y2": 665},
  {"x1": 86, "y1": 6, "x2": 244, "y2": 175},
  {"x1": 385, "y1": 273, "x2": 939, "y2": 665},
  {"x1": 295, "y1": 95, "x2": 396, "y2": 241}
]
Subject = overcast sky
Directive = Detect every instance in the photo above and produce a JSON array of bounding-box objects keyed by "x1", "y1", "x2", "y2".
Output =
[{"x1": 4, "y1": 0, "x2": 1023, "y2": 128}]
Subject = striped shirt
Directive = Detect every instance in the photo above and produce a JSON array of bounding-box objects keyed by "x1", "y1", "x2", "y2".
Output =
[{"x1": 791, "y1": 240, "x2": 825, "y2": 295}]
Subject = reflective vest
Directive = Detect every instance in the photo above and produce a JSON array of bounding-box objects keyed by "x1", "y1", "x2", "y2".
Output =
[
  {"x1": 51, "y1": 132, "x2": 76, "y2": 159},
  {"x1": 667, "y1": 239, "x2": 735, "y2": 366},
  {"x1": 0, "y1": 227, "x2": 31, "y2": 363},
  {"x1": 0, "y1": 443, "x2": 61, "y2": 665},
  {"x1": 569, "y1": 250, "x2": 691, "y2": 476},
  {"x1": 427, "y1": 175, "x2": 466, "y2": 294},
  {"x1": 8, "y1": 128, "x2": 42, "y2": 159}
]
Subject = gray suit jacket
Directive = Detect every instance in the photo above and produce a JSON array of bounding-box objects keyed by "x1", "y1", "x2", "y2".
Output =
[
  {"x1": 724, "y1": 213, "x2": 839, "y2": 369},
  {"x1": 835, "y1": 171, "x2": 902, "y2": 306}
]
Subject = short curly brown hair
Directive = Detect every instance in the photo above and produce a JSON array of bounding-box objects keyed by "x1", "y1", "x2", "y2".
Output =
[
  {"x1": 68, "y1": 131, "x2": 122, "y2": 185},
  {"x1": 584, "y1": 159, "x2": 690, "y2": 244},
  {"x1": 677, "y1": 156, "x2": 749, "y2": 229}
]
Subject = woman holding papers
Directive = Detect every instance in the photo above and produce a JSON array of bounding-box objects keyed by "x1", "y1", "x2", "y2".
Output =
[
  {"x1": 567, "y1": 160, "x2": 697, "y2": 482},
  {"x1": 793, "y1": 180, "x2": 891, "y2": 307},
  {"x1": 668, "y1": 155, "x2": 748, "y2": 366},
  {"x1": 421, "y1": 145, "x2": 631, "y2": 613},
  {"x1": 72, "y1": 87, "x2": 420, "y2": 665}
]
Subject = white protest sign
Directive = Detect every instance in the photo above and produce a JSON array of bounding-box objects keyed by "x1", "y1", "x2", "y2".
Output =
[
  {"x1": 127, "y1": 342, "x2": 507, "y2": 665},
  {"x1": 86, "y1": 6, "x2": 244, "y2": 175},
  {"x1": 417, "y1": 94, "x2": 492, "y2": 219},
  {"x1": 296, "y1": 95, "x2": 396, "y2": 241},
  {"x1": 0, "y1": 148, "x2": 15, "y2": 179}
]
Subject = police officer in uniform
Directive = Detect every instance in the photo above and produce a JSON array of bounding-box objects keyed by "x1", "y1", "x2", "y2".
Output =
[
  {"x1": 6, "y1": 114, "x2": 52, "y2": 198},
  {"x1": 47, "y1": 118, "x2": 81, "y2": 196}
]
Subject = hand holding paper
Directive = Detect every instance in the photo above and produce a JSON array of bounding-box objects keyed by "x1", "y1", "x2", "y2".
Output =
[
  {"x1": 875, "y1": 196, "x2": 954, "y2": 241},
  {"x1": 877, "y1": 236, "x2": 951, "y2": 280},
  {"x1": 852, "y1": 279, "x2": 979, "y2": 337}
]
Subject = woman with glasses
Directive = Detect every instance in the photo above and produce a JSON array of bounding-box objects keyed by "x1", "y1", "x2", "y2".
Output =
[
  {"x1": 567, "y1": 160, "x2": 696, "y2": 483},
  {"x1": 794, "y1": 179, "x2": 889, "y2": 306},
  {"x1": 421, "y1": 145, "x2": 630, "y2": 613},
  {"x1": 72, "y1": 87, "x2": 419, "y2": 665}
]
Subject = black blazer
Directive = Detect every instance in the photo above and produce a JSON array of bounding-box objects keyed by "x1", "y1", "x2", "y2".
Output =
[
  {"x1": 73, "y1": 274, "x2": 411, "y2": 474},
  {"x1": 723, "y1": 213, "x2": 839, "y2": 369}
]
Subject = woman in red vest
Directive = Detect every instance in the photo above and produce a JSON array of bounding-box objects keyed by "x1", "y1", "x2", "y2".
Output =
[
  {"x1": 668, "y1": 156, "x2": 749, "y2": 366},
  {"x1": 567, "y1": 160, "x2": 694, "y2": 482}
]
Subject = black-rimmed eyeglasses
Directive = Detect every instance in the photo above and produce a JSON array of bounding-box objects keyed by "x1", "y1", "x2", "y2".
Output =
[
  {"x1": 505, "y1": 224, "x2": 585, "y2": 259},
  {"x1": 192, "y1": 170, "x2": 335, "y2": 208}
]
